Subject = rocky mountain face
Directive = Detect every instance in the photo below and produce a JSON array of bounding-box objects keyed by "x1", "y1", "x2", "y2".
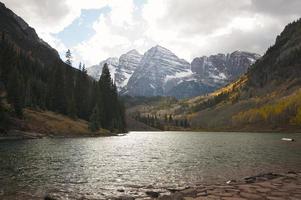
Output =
[
  {"x1": 87, "y1": 50, "x2": 142, "y2": 91},
  {"x1": 124, "y1": 45, "x2": 191, "y2": 96},
  {"x1": 88, "y1": 46, "x2": 260, "y2": 98},
  {"x1": 191, "y1": 51, "x2": 260, "y2": 82},
  {"x1": 0, "y1": 2, "x2": 60, "y2": 66}
]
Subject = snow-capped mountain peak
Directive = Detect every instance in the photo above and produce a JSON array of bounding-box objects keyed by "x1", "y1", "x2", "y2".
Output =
[{"x1": 123, "y1": 45, "x2": 191, "y2": 96}]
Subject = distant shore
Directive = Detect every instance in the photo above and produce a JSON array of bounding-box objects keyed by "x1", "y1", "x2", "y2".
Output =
[{"x1": 0, "y1": 129, "x2": 121, "y2": 140}]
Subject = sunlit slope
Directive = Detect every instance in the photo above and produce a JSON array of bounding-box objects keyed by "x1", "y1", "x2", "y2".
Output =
[{"x1": 188, "y1": 19, "x2": 301, "y2": 131}]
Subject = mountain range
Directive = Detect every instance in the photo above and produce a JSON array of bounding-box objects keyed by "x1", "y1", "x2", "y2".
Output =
[{"x1": 88, "y1": 46, "x2": 260, "y2": 99}]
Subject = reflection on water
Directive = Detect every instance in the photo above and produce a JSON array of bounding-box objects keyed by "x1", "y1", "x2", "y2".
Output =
[{"x1": 0, "y1": 131, "x2": 301, "y2": 199}]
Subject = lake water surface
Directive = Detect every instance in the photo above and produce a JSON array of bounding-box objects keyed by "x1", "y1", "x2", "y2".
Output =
[{"x1": 0, "y1": 131, "x2": 301, "y2": 199}]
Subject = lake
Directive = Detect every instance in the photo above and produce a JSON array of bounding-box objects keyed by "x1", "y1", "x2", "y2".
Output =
[{"x1": 0, "y1": 131, "x2": 300, "y2": 199}]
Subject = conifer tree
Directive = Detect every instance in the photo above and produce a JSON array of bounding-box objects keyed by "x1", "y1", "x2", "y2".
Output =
[
  {"x1": 65, "y1": 49, "x2": 72, "y2": 66},
  {"x1": 67, "y1": 95, "x2": 77, "y2": 119},
  {"x1": 98, "y1": 63, "x2": 113, "y2": 129},
  {"x1": 89, "y1": 105, "x2": 100, "y2": 132},
  {"x1": 7, "y1": 67, "x2": 24, "y2": 117},
  {"x1": 78, "y1": 62, "x2": 82, "y2": 71}
]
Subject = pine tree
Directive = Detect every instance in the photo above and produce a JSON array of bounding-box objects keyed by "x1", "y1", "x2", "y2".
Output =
[
  {"x1": 0, "y1": 83, "x2": 9, "y2": 131},
  {"x1": 7, "y1": 67, "x2": 24, "y2": 117},
  {"x1": 82, "y1": 64, "x2": 87, "y2": 73},
  {"x1": 98, "y1": 63, "x2": 113, "y2": 129},
  {"x1": 78, "y1": 62, "x2": 82, "y2": 71},
  {"x1": 67, "y1": 95, "x2": 77, "y2": 119},
  {"x1": 168, "y1": 114, "x2": 173, "y2": 123},
  {"x1": 89, "y1": 105, "x2": 100, "y2": 132},
  {"x1": 51, "y1": 65, "x2": 66, "y2": 114},
  {"x1": 164, "y1": 114, "x2": 168, "y2": 123},
  {"x1": 65, "y1": 49, "x2": 72, "y2": 66}
]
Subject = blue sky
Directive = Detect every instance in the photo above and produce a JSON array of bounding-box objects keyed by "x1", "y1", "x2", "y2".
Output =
[
  {"x1": 53, "y1": 7, "x2": 110, "y2": 62},
  {"x1": 53, "y1": 0, "x2": 148, "y2": 47},
  {"x1": 54, "y1": 8, "x2": 110, "y2": 47}
]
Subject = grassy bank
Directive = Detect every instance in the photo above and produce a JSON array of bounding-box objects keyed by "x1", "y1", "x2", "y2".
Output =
[{"x1": 9, "y1": 109, "x2": 112, "y2": 137}]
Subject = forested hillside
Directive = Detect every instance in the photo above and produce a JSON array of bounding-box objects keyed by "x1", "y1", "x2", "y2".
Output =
[
  {"x1": 0, "y1": 2, "x2": 126, "y2": 134},
  {"x1": 0, "y1": 35, "x2": 126, "y2": 133}
]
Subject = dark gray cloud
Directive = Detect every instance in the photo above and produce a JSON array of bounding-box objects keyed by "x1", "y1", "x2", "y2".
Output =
[
  {"x1": 251, "y1": 0, "x2": 301, "y2": 16},
  {"x1": 147, "y1": 0, "x2": 301, "y2": 57},
  {"x1": 156, "y1": 0, "x2": 301, "y2": 36},
  {"x1": 160, "y1": 0, "x2": 250, "y2": 34}
]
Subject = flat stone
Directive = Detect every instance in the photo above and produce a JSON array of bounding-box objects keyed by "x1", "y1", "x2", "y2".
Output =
[
  {"x1": 222, "y1": 197, "x2": 247, "y2": 200},
  {"x1": 238, "y1": 185, "x2": 257, "y2": 193},
  {"x1": 240, "y1": 192, "x2": 262, "y2": 199},
  {"x1": 197, "y1": 188, "x2": 208, "y2": 193},
  {"x1": 224, "y1": 189, "x2": 240, "y2": 194},
  {"x1": 266, "y1": 196, "x2": 286, "y2": 200},
  {"x1": 181, "y1": 188, "x2": 198, "y2": 197},
  {"x1": 256, "y1": 187, "x2": 271, "y2": 193},
  {"x1": 168, "y1": 186, "x2": 190, "y2": 193},
  {"x1": 196, "y1": 195, "x2": 220, "y2": 200},
  {"x1": 158, "y1": 192, "x2": 183, "y2": 200},
  {"x1": 115, "y1": 195, "x2": 135, "y2": 200},
  {"x1": 216, "y1": 186, "x2": 236, "y2": 189},
  {"x1": 197, "y1": 192, "x2": 208, "y2": 197},
  {"x1": 289, "y1": 197, "x2": 300, "y2": 200},
  {"x1": 255, "y1": 182, "x2": 278, "y2": 189},
  {"x1": 219, "y1": 193, "x2": 234, "y2": 197},
  {"x1": 270, "y1": 191, "x2": 289, "y2": 196},
  {"x1": 183, "y1": 197, "x2": 194, "y2": 200},
  {"x1": 207, "y1": 189, "x2": 234, "y2": 197}
]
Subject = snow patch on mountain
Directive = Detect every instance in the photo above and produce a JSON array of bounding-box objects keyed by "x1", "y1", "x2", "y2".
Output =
[{"x1": 164, "y1": 70, "x2": 194, "y2": 83}]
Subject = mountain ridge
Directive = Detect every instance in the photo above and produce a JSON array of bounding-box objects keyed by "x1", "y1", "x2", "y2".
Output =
[
  {"x1": 0, "y1": 2, "x2": 60, "y2": 66},
  {"x1": 88, "y1": 46, "x2": 260, "y2": 99}
]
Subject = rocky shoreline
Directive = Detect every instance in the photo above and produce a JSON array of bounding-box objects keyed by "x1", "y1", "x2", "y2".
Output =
[{"x1": 110, "y1": 172, "x2": 301, "y2": 200}]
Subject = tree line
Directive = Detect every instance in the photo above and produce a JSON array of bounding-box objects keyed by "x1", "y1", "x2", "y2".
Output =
[
  {"x1": 133, "y1": 112, "x2": 190, "y2": 130},
  {"x1": 0, "y1": 36, "x2": 126, "y2": 132}
]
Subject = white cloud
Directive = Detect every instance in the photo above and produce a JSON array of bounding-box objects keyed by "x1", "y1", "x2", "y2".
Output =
[
  {"x1": 73, "y1": 0, "x2": 154, "y2": 66},
  {"x1": 138, "y1": 0, "x2": 300, "y2": 60},
  {"x1": 2, "y1": 0, "x2": 112, "y2": 33},
  {"x1": 2, "y1": 0, "x2": 301, "y2": 66}
]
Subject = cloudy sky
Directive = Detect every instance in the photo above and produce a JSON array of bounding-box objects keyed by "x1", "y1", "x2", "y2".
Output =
[{"x1": 2, "y1": 0, "x2": 301, "y2": 66}]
